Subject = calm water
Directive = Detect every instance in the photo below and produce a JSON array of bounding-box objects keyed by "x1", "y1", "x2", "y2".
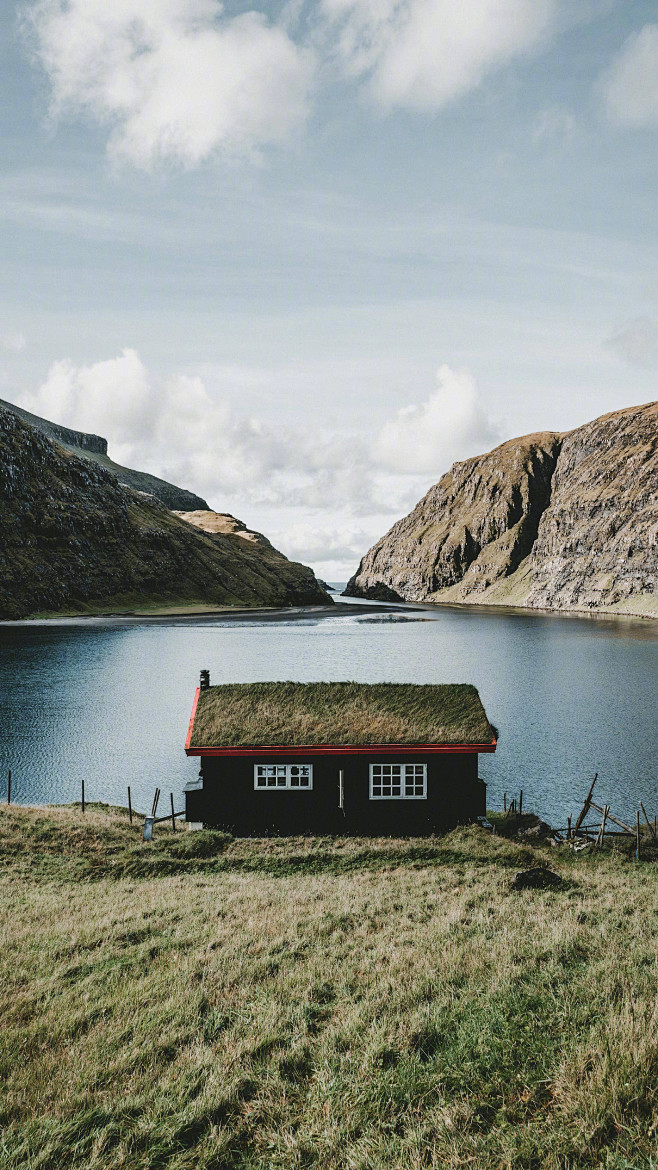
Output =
[{"x1": 0, "y1": 597, "x2": 656, "y2": 828}]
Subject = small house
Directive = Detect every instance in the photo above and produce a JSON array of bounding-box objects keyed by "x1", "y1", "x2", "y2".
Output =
[{"x1": 184, "y1": 677, "x2": 497, "y2": 835}]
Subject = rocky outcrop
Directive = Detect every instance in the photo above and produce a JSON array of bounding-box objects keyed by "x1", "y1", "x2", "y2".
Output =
[
  {"x1": 526, "y1": 403, "x2": 657, "y2": 613},
  {"x1": 0, "y1": 397, "x2": 208, "y2": 511},
  {"x1": 0, "y1": 407, "x2": 331, "y2": 619},
  {"x1": 346, "y1": 431, "x2": 562, "y2": 602},
  {"x1": 172, "y1": 510, "x2": 283, "y2": 557},
  {"x1": 345, "y1": 401, "x2": 657, "y2": 618}
]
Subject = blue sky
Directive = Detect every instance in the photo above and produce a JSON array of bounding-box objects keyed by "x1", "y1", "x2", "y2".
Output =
[{"x1": 1, "y1": 0, "x2": 658, "y2": 576}]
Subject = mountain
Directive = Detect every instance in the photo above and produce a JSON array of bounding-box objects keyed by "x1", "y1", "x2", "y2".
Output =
[
  {"x1": 0, "y1": 397, "x2": 208, "y2": 511},
  {"x1": 0, "y1": 405, "x2": 331, "y2": 619},
  {"x1": 345, "y1": 401, "x2": 657, "y2": 619}
]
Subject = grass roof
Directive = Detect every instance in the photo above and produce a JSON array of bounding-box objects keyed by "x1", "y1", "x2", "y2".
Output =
[{"x1": 189, "y1": 682, "x2": 495, "y2": 748}]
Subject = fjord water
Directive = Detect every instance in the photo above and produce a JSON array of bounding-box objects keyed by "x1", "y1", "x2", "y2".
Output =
[{"x1": 0, "y1": 598, "x2": 656, "y2": 828}]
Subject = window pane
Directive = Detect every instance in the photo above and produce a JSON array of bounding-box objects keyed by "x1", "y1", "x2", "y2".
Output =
[
  {"x1": 255, "y1": 764, "x2": 312, "y2": 790},
  {"x1": 370, "y1": 763, "x2": 426, "y2": 799}
]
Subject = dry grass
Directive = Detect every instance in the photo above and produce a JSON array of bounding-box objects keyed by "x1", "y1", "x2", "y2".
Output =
[
  {"x1": 1, "y1": 804, "x2": 658, "y2": 1168},
  {"x1": 190, "y1": 682, "x2": 495, "y2": 748}
]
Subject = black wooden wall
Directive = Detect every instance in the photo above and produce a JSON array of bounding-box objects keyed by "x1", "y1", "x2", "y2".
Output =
[{"x1": 185, "y1": 752, "x2": 486, "y2": 835}]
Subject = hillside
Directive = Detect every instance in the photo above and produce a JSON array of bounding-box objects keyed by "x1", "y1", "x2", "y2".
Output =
[
  {"x1": 0, "y1": 406, "x2": 330, "y2": 618},
  {"x1": 0, "y1": 396, "x2": 209, "y2": 511},
  {"x1": 1, "y1": 802, "x2": 658, "y2": 1169},
  {"x1": 173, "y1": 509, "x2": 287, "y2": 556},
  {"x1": 345, "y1": 401, "x2": 657, "y2": 617}
]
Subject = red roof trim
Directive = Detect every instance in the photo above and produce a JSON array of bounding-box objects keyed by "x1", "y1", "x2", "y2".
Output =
[
  {"x1": 184, "y1": 687, "x2": 200, "y2": 752},
  {"x1": 185, "y1": 740, "x2": 497, "y2": 758}
]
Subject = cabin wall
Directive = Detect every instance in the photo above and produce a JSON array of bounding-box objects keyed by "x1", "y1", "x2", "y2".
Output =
[{"x1": 185, "y1": 753, "x2": 485, "y2": 836}]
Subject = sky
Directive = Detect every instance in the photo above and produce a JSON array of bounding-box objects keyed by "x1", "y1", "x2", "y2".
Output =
[{"x1": 1, "y1": 0, "x2": 658, "y2": 579}]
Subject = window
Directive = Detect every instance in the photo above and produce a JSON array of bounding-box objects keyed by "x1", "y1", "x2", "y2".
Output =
[
  {"x1": 370, "y1": 763, "x2": 427, "y2": 800},
  {"x1": 254, "y1": 764, "x2": 313, "y2": 790}
]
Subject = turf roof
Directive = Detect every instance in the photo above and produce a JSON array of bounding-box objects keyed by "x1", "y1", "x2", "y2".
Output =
[{"x1": 189, "y1": 682, "x2": 495, "y2": 748}]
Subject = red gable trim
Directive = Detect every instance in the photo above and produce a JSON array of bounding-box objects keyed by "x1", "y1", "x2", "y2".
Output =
[
  {"x1": 185, "y1": 740, "x2": 497, "y2": 758},
  {"x1": 184, "y1": 687, "x2": 200, "y2": 752}
]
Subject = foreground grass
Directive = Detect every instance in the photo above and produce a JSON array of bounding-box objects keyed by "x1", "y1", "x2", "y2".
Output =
[{"x1": 1, "y1": 807, "x2": 658, "y2": 1168}]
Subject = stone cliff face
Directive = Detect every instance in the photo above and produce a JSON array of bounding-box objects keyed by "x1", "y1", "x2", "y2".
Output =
[
  {"x1": 0, "y1": 397, "x2": 208, "y2": 511},
  {"x1": 345, "y1": 402, "x2": 657, "y2": 618},
  {"x1": 526, "y1": 403, "x2": 657, "y2": 613},
  {"x1": 0, "y1": 408, "x2": 331, "y2": 619},
  {"x1": 345, "y1": 431, "x2": 562, "y2": 603}
]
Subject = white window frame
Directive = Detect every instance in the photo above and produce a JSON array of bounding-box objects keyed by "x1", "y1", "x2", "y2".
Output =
[
  {"x1": 254, "y1": 764, "x2": 313, "y2": 791},
  {"x1": 369, "y1": 763, "x2": 427, "y2": 800}
]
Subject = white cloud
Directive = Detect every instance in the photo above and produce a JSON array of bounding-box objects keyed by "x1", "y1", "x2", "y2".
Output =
[
  {"x1": 604, "y1": 317, "x2": 658, "y2": 367},
  {"x1": 2, "y1": 332, "x2": 27, "y2": 352},
  {"x1": 276, "y1": 521, "x2": 376, "y2": 566},
  {"x1": 601, "y1": 24, "x2": 658, "y2": 127},
  {"x1": 19, "y1": 350, "x2": 498, "y2": 567},
  {"x1": 24, "y1": 0, "x2": 313, "y2": 168},
  {"x1": 373, "y1": 364, "x2": 497, "y2": 474},
  {"x1": 24, "y1": 349, "x2": 154, "y2": 441},
  {"x1": 322, "y1": 0, "x2": 558, "y2": 109}
]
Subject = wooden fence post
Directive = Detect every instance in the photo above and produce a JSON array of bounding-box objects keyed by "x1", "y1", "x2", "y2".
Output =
[
  {"x1": 636, "y1": 811, "x2": 641, "y2": 861},
  {"x1": 640, "y1": 803, "x2": 655, "y2": 842},
  {"x1": 7, "y1": 770, "x2": 11, "y2": 806},
  {"x1": 567, "y1": 814, "x2": 572, "y2": 840},
  {"x1": 170, "y1": 792, "x2": 176, "y2": 833},
  {"x1": 127, "y1": 786, "x2": 133, "y2": 825},
  {"x1": 519, "y1": 790, "x2": 523, "y2": 818},
  {"x1": 596, "y1": 805, "x2": 609, "y2": 848},
  {"x1": 573, "y1": 774, "x2": 598, "y2": 836},
  {"x1": 503, "y1": 792, "x2": 507, "y2": 812},
  {"x1": 81, "y1": 778, "x2": 85, "y2": 814}
]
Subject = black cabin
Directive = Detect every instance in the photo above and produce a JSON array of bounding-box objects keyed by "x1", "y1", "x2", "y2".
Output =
[{"x1": 184, "y1": 677, "x2": 497, "y2": 836}]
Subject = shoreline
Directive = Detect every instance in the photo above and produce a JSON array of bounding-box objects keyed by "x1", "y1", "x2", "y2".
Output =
[
  {"x1": 1, "y1": 592, "x2": 656, "y2": 627},
  {"x1": 341, "y1": 592, "x2": 658, "y2": 625},
  {"x1": 0, "y1": 599, "x2": 410, "y2": 626}
]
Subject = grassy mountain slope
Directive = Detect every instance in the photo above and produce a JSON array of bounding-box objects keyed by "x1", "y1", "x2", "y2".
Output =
[
  {"x1": 0, "y1": 406, "x2": 330, "y2": 618},
  {"x1": 1, "y1": 803, "x2": 658, "y2": 1169},
  {"x1": 0, "y1": 396, "x2": 209, "y2": 511}
]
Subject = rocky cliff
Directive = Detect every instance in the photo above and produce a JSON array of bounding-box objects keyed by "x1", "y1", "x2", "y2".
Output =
[
  {"x1": 0, "y1": 397, "x2": 208, "y2": 511},
  {"x1": 345, "y1": 401, "x2": 657, "y2": 618},
  {"x1": 0, "y1": 407, "x2": 331, "y2": 619}
]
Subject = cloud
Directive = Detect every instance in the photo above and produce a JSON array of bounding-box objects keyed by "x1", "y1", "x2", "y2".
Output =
[
  {"x1": 604, "y1": 317, "x2": 658, "y2": 367},
  {"x1": 276, "y1": 521, "x2": 376, "y2": 567},
  {"x1": 601, "y1": 24, "x2": 658, "y2": 127},
  {"x1": 24, "y1": 0, "x2": 313, "y2": 168},
  {"x1": 2, "y1": 332, "x2": 27, "y2": 352},
  {"x1": 18, "y1": 350, "x2": 498, "y2": 565},
  {"x1": 321, "y1": 0, "x2": 558, "y2": 109},
  {"x1": 24, "y1": 349, "x2": 154, "y2": 440},
  {"x1": 23, "y1": 0, "x2": 572, "y2": 165},
  {"x1": 373, "y1": 365, "x2": 497, "y2": 474}
]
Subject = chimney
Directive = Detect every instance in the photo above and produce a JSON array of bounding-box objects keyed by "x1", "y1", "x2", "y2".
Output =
[{"x1": 199, "y1": 669, "x2": 210, "y2": 690}]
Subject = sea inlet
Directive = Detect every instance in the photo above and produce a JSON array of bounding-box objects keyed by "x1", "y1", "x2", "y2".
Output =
[{"x1": 0, "y1": 595, "x2": 656, "y2": 829}]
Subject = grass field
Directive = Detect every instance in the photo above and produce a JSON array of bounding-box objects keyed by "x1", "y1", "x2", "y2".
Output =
[{"x1": 1, "y1": 805, "x2": 658, "y2": 1169}]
